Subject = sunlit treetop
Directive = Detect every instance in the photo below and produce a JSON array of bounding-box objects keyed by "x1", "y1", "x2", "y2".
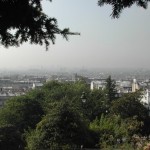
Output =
[
  {"x1": 98, "y1": 0, "x2": 149, "y2": 18},
  {"x1": 0, "y1": 0, "x2": 79, "y2": 50}
]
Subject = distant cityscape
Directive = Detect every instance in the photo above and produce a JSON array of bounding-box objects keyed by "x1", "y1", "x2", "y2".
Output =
[{"x1": 1, "y1": 68, "x2": 150, "y2": 108}]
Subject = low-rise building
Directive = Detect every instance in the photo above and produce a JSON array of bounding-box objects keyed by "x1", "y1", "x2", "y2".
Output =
[{"x1": 90, "y1": 80, "x2": 106, "y2": 90}]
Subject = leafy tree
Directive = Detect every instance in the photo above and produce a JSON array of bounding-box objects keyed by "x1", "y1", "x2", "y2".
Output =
[
  {"x1": 0, "y1": 80, "x2": 150, "y2": 149},
  {"x1": 84, "y1": 89, "x2": 108, "y2": 121},
  {"x1": 110, "y1": 91, "x2": 149, "y2": 121},
  {"x1": 0, "y1": 95, "x2": 44, "y2": 131},
  {"x1": 0, "y1": 95, "x2": 44, "y2": 149},
  {"x1": 90, "y1": 114, "x2": 141, "y2": 149},
  {"x1": 0, "y1": 0, "x2": 78, "y2": 50},
  {"x1": 0, "y1": 0, "x2": 148, "y2": 50},
  {"x1": 42, "y1": 80, "x2": 90, "y2": 113},
  {"x1": 110, "y1": 91, "x2": 150, "y2": 135},
  {"x1": 1, "y1": 0, "x2": 147, "y2": 50},
  {"x1": 105, "y1": 75, "x2": 117, "y2": 102},
  {"x1": 27, "y1": 89, "x2": 47, "y2": 110},
  {"x1": 0, "y1": 125, "x2": 23, "y2": 150},
  {"x1": 98, "y1": 0, "x2": 149, "y2": 18},
  {"x1": 25, "y1": 102, "x2": 92, "y2": 150},
  {"x1": 43, "y1": 81, "x2": 108, "y2": 122}
]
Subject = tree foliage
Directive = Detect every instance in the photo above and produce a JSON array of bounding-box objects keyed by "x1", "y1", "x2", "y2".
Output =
[
  {"x1": 105, "y1": 75, "x2": 117, "y2": 102},
  {"x1": 98, "y1": 0, "x2": 150, "y2": 18},
  {"x1": 110, "y1": 91, "x2": 150, "y2": 135},
  {"x1": 25, "y1": 102, "x2": 92, "y2": 150},
  {"x1": 85, "y1": 89, "x2": 108, "y2": 121},
  {"x1": 0, "y1": 0, "x2": 148, "y2": 50},
  {"x1": 0, "y1": 81, "x2": 150, "y2": 149},
  {"x1": 110, "y1": 91, "x2": 149, "y2": 121},
  {"x1": 0, "y1": 95, "x2": 44, "y2": 131},
  {"x1": 0, "y1": 125, "x2": 23, "y2": 150},
  {"x1": 42, "y1": 80, "x2": 90, "y2": 114},
  {"x1": 0, "y1": 0, "x2": 78, "y2": 50},
  {"x1": 90, "y1": 114, "x2": 141, "y2": 148}
]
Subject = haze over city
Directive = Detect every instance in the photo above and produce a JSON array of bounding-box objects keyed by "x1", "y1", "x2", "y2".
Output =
[{"x1": 0, "y1": 0, "x2": 150, "y2": 70}]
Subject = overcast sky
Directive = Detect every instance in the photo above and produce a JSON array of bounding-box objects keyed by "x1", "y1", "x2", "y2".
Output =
[{"x1": 0, "y1": 0, "x2": 150, "y2": 70}]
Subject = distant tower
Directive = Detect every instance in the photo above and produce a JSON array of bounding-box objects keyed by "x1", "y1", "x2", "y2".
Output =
[
  {"x1": 72, "y1": 73, "x2": 78, "y2": 82},
  {"x1": 132, "y1": 79, "x2": 139, "y2": 92},
  {"x1": 90, "y1": 81, "x2": 94, "y2": 90}
]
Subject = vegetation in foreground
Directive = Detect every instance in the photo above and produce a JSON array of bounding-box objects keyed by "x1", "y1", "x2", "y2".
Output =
[{"x1": 0, "y1": 77, "x2": 150, "y2": 150}]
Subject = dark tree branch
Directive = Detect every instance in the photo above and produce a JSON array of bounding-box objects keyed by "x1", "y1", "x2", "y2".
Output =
[
  {"x1": 0, "y1": 0, "x2": 79, "y2": 50},
  {"x1": 98, "y1": 0, "x2": 150, "y2": 18}
]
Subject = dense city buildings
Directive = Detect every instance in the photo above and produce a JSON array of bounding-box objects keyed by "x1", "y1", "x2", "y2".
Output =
[
  {"x1": 0, "y1": 74, "x2": 46, "y2": 106},
  {"x1": 0, "y1": 68, "x2": 150, "y2": 109}
]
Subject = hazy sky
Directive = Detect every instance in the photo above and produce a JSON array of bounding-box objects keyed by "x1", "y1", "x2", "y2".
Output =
[{"x1": 0, "y1": 0, "x2": 150, "y2": 70}]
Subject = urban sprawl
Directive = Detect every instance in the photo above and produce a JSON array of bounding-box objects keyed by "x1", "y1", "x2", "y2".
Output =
[{"x1": 0, "y1": 70, "x2": 150, "y2": 110}]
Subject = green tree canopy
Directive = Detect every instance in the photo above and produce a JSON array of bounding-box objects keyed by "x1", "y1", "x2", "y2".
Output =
[
  {"x1": 110, "y1": 91, "x2": 150, "y2": 135},
  {"x1": 41, "y1": 80, "x2": 90, "y2": 113},
  {"x1": 84, "y1": 89, "x2": 108, "y2": 121},
  {"x1": 25, "y1": 102, "x2": 92, "y2": 150},
  {"x1": 0, "y1": 95, "x2": 45, "y2": 149},
  {"x1": 110, "y1": 91, "x2": 149, "y2": 121},
  {"x1": 90, "y1": 114, "x2": 141, "y2": 149},
  {"x1": 105, "y1": 75, "x2": 117, "y2": 102},
  {"x1": 0, "y1": 80, "x2": 150, "y2": 149},
  {"x1": 0, "y1": 125, "x2": 23, "y2": 150},
  {"x1": 0, "y1": 95, "x2": 44, "y2": 131}
]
